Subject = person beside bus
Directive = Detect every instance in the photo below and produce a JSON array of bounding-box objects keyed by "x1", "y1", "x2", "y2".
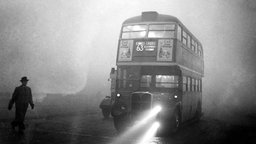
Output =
[{"x1": 8, "y1": 76, "x2": 34, "y2": 133}]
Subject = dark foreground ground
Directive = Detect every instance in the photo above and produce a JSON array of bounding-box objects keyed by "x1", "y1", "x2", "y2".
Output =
[{"x1": 0, "y1": 111, "x2": 256, "y2": 144}]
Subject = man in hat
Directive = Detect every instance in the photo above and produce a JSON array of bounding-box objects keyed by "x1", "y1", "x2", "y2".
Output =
[{"x1": 8, "y1": 76, "x2": 34, "y2": 133}]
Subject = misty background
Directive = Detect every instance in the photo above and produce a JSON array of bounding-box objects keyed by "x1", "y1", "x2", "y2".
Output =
[{"x1": 0, "y1": 0, "x2": 256, "y2": 120}]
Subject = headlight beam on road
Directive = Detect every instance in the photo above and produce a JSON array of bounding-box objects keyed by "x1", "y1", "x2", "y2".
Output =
[
  {"x1": 137, "y1": 121, "x2": 160, "y2": 144},
  {"x1": 111, "y1": 106, "x2": 162, "y2": 144}
]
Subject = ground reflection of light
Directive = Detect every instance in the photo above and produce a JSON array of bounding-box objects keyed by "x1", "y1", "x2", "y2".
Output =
[
  {"x1": 111, "y1": 106, "x2": 162, "y2": 144},
  {"x1": 137, "y1": 121, "x2": 160, "y2": 144}
]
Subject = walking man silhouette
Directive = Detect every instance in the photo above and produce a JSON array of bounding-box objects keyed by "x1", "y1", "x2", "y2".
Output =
[{"x1": 8, "y1": 76, "x2": 34, "y2": 133}]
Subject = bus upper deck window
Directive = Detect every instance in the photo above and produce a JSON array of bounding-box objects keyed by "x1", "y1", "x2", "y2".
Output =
[
  {"x1": 148, "y1": 24, "x2": 175, "y2": 38},
  {"x1": 123, "y1": 25, "x2": 147, "y2": 32},
  {"x1": 177, "y1": 25, "x2": 182, "y2": 41},
  {"x1": 122, "y1": 31, "x2": 147, "y2": 39},
  {"x1": 149, "y1": 24, "x2": 175, "y2": 30},
  {"x1": 122, "y1": 25, "x2": 147, "y2": 39},
  {"x1": 148, "y1": 31, "x2": 174, "y2": 38}
]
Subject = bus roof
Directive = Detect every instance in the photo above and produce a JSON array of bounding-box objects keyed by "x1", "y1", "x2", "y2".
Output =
[{"x1": 123, "y1": 11, "x2": 180, "y2": 24}]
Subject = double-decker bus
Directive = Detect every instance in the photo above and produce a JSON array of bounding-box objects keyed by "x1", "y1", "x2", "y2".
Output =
[{"x1": 111, "y1": 11, "x2": 204, "y2": 133}]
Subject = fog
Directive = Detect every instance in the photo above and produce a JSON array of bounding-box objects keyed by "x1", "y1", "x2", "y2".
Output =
[{"x1": 0, "y1": 0, "x2": 256, "y2": 119}]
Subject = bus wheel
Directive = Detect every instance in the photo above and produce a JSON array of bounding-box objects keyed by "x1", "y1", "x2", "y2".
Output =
[{"x1": 102, "y1": 108, "x2": 111, "y2": 119}]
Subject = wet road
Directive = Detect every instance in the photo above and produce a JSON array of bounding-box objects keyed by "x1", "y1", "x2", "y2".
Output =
[{"x1": 1, "y1": 111, "x2": 256, "y2": 144}]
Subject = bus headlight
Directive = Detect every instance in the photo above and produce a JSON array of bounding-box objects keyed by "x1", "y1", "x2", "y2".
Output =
[
  {"x1": 139, "y1": 105, "x2": 162, "y2": 125},
  {"x1": 153, "y1": 105, "x2": 162, "y2": 113},
  {"x1": 121, "y1": 106, "x2": 126, "y2": 110},
  {"x1": 154, "y1": 121, "x2": 160, "y2": 128}
]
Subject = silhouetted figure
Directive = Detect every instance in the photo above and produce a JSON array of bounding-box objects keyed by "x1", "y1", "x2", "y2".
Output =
[
  {"x1": 8, "y1": 76, "x2": 34, "y2": 133},
  {"x1": 99, "y1": 96, "x2": 112, "y2": 119}
]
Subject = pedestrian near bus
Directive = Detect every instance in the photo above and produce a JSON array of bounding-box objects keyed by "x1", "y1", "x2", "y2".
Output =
[{"x1": 8, "y1": 76, "x2": 34, "y2": 133}]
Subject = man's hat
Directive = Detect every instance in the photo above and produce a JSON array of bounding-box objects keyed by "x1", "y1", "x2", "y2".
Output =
[{"x1": 20, "y1": 76, "x2": 29, "y2": 82}]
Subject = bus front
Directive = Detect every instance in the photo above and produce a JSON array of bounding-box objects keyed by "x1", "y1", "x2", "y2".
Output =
[{"x1": 111, "y1": 12, "x2": 182, "y2": 132}]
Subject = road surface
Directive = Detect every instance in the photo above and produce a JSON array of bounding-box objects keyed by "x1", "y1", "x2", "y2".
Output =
[{"x1": 0, "y1": 110, "x2": 256, "y2": 144}]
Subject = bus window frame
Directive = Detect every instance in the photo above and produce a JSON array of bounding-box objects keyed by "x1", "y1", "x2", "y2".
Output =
[
  {"x1": 140, "y1": 75, "x2": 152, "y2": 88},
  {"x1": 191, "y1": 39, "x2": 196, "y2": 52},
  {"x1": 122, "y1": 24, "x2": 148, "y2": 32},
  {"x1": 187, "y1": 77, "x2": 191, "y2": 91},
  {"x1": 148, "y1": 24, "x2": 176, "y2": 38},
  {"x1": 183, "y1": 76, "x2": 187, "y2": 91},
  {"x1": 177, "y1": 24, "x2": 203, "y2": 59},
  {"x1": 155, "y1": 75, "x2": 179, "y2": 88},
  {"x1": 199, "y1": 79, "x2": 202, "y2": 92},
  {"x1": 120, "y1": 23, "x2": 177, "y2": 39},
  {"x1": 121, "y1": 24, "x2": 148, "y2": 39},
  {"x1": 191, "y1": 78, "x2": 194, "y2": 92},
  {"x1": 177, "y1": 25, "x2": 182, "y2": 41},
  {"x1": 195, "y1": 42, "x2": 198, "y2": 54},
  {"x1": 148, "y1": 24, "x2": 175, "y2": 31},
  {"x1": 182, "y1": 30, "x2": 188, "y2": 46},
  {"x1": 148, "y1": 31, "x2": 175, "y2": 38},
  {"x1": 195, "y1": 79, "x2": 198, "y2": 92},
  {"x1": 123, "y1": 69, "x2": 127, "y2": 88},
  {"x1": 187, "y1": 35, "x2": 191, "y2": 48},
  {"x1": 122, "y1": 31, "x2": 147, "y2": 39},
  {"x1": 116, "y1": 68, "x2": 181, "y2": 90}
]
